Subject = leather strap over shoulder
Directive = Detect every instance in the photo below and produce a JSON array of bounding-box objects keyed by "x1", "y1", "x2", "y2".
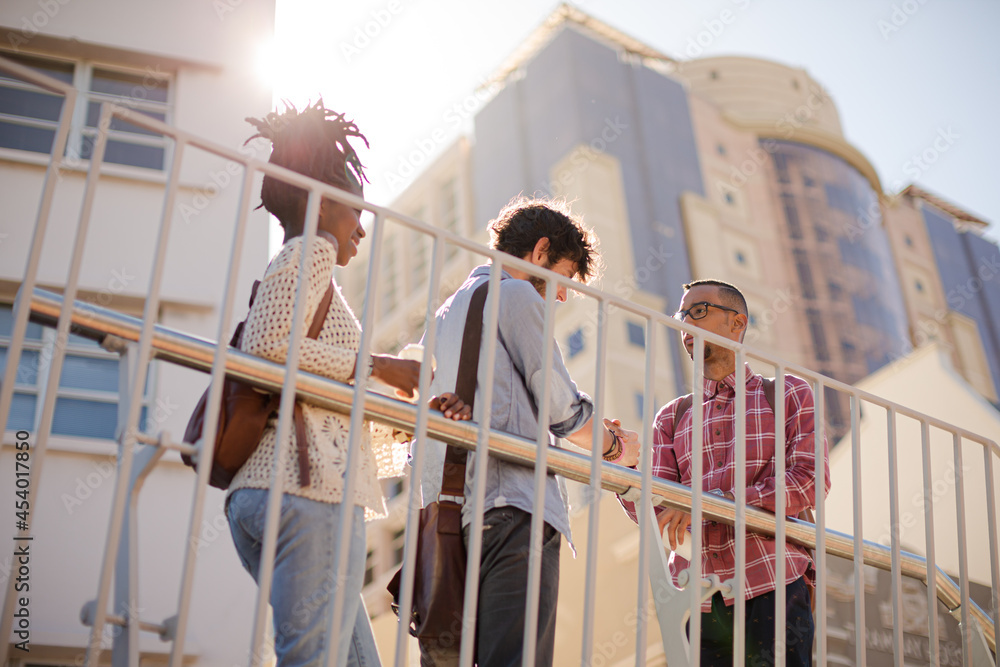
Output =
[
  {"x1": 440, "y1": 280, "x2": 490, "y2": 500},
  {"x1": 294, "y1": 282, "x2": 335, "y2": 487}
]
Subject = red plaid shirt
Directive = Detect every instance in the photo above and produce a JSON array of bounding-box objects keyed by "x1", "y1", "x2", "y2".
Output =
[{"x1": 620, "y1": 365, "x2": 831, "y2": 609}]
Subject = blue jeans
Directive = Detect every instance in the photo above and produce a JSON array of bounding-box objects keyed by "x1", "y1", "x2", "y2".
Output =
[
  {"x1": 227, "y1": 489, "x2": 381, "y2": 667},
  {"x1": 419, "y1": 506, "x2": 561, "y2": 667}
]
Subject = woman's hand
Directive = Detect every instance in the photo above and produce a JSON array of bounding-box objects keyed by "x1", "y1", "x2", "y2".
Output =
[
  {"x1": 371, "y1": 355, "x2": 420, "y2": 398},
  {"x1": 429, "y1": 393, "x2": 472, "y2": 421},
  {"x1": 603, "y1": 418, "x2": 641, "y2": 467}
]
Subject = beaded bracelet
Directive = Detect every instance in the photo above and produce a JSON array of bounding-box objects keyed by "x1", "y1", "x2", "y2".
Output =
[{"x1": 602, "y1": 430, "x2": 623, "y2": 462}]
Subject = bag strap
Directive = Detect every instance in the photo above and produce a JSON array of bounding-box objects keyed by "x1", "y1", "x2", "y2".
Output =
[
  {"x1": 294, "y1": 282, "x2": 335, "y2": 488},
  {"x1": 439, "y1": 280, "x2": 490, "y2": 501}
]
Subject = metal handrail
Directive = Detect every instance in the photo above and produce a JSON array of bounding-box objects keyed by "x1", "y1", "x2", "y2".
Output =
[{"x1": 25, "y1": 286, "x2": 998, "y2": 654}]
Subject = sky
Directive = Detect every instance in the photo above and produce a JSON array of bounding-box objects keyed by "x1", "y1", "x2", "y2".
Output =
[{"x1": 262, "y1": 0, "x2": 1000, "y2": 245}]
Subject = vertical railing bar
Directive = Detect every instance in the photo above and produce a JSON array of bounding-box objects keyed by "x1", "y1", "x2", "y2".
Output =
[
  {"x1": 850, "y1": 394, "x2": 866, "y2": 667},
  {"x1": 887, "y1": 408, "x2": 904, "y2": 667},
  {"x1": 168, "y1": 164, "x2": 257, "y2": 667},
  {"x1": 582, "y1": 298, "x2": 610, "y2": 666},
  {"x1": 458, "y1": 262, "x2": 504, "y2": 667},
  {"x1": 81, "y1": 104, "x2": 169, "y2": 666},
  {"x1": 813, "y1": 379, "x2": 826, "y2": 667},
  {"x1": 96, "y1": 108, "x2": 186, "y2": 666},
  {"x1": 521, "y1": 276, "x2": 557, "y2": 667},
  {"x1": 0, "y1": 81, "x2": 77, "y2": 667},
  {"x1": 393, "y1": 230, "x2": 447, "y2": 667},
  {"x1": 689, "y1": 334, "x2": 705, "y2": 661},
  {"x1": 112, "y1": 343, "x2": 139, "y2": 667},
  {"x1": 952, "y1": 433, "x2": 972, "y2": 667},
  {"x1": 328, "y1": 209, "x2": 390, "y2": 663},
  {"x1": 247, "y1": 188, "x2": 323, "y2": 666},
  {"x1": 633, "y1": 318, "x2": 656, "y2": 666},
  {"x1": 774, "y1": 366, "x2": 786, "y2": 667},
  {"x1": 733, "y1": 348, "x2": 747, "y2": 666},
  {"x1": 921, "y1": 420, "x2": 940, "y2": 667},
  {"x1": 985, "y1": 447, "x2": 1000, "y2": 656}
]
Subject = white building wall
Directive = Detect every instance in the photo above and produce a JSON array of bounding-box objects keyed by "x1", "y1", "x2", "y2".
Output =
[{"x1": 1, "y1": 1, "x2": 275, "y2": 664}]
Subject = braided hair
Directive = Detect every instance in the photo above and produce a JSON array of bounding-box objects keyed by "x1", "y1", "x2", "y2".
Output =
[{"x1": 245, "y1": 100, "x2": 369, "y2": 232}]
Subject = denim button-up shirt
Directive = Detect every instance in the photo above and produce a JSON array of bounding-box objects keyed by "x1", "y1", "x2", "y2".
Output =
[{"x1": 416, "y1": 265, "x2": 594, "y2": 546}]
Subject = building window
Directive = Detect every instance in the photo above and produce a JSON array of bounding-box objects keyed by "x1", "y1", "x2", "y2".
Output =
[
  {"x1": 392, "y1": 527, "x2": 406, "y2": 566},
  {"x1": 0, "y1": 52, "x2": 172, "y2": 170},
  {"x1": 566, "y1": 327, "x2": 584, "y2": 359},
  {"x1": 364, "y1": 548, "x2": 375, "y2": 587},
  {"x1": 439, "y1": 179, "x2": 459, "y2": 259},
  {"x1": 781, "y1": 194, "x2": 803, "y2": 239},
  {"x1": 626, "y1": 321, "x2": 645, "y2": 348},
  {"x1": 1, "y1": 304, "x2": 154, "y2": 437},
  {"x1": 806, "y1": 308, "x2": 830, "y2": 362},
  {"x1": 904, "y1": 234, "x2": 914, "y2": 247},
  {"x1": 915, "y1": 279, "x2": 924, "y2": 293},
  {"x1": 635, "y1": 392, "x2": 644, "y2": 419},
  {"x1": 383, "y1": 478, "x2": 404, "y2": 500},
  {"x1": 724, "y1": 191, "x2": 735, "y2": 205},
  {"x1": 735, "y1": 250, "x2": 746, "y2": 265},
  {"x1": 380, "y1": 240, "x2": 397, "y2": 315},
  {"x1": 793, "y1": 249, "x2": 816, "y2": 300},
  {"x1": 410, "y1": 206, "x2": 429, "y2": 287},
  {"x1": 748, "y1": 312, "x2": 758, "y2": 328},
  {"x1": 716, "y1": 144, "x2": 726, "y2": 156}
]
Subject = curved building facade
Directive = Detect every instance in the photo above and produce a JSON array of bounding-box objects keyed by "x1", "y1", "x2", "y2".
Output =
[{"x1": 765, "y1": 139, "x2": 910, "y2": 378}]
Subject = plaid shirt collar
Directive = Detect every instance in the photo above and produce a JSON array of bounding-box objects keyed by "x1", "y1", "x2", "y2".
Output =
[{"x1": 702, "y1": 363, "x2": 756, "y2": 400}]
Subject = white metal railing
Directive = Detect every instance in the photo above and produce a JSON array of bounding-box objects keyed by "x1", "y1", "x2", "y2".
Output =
[{"x1": 1, "y1": 55, "x2": 998, "y2": 667}]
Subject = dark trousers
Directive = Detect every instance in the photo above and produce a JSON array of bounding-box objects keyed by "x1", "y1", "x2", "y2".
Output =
[
  {"x1": 419, "y1": 506, "x2": 561, "y2": 667},
  {"x1": 692, "y1": 577, "x2": 814, "y2": 667}
]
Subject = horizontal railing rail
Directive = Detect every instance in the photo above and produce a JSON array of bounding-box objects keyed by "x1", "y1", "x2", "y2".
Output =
[
  {"x1": 2, "y1": 56, "x2": 996, "y2": 666},
  {"x1": 24, "y1": 286, "x2": 998, "y2": 654}
]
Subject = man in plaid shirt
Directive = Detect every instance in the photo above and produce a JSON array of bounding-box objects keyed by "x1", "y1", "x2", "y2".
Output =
[{"x1": 619, "y1": 279, "x2": 830, "y2": 666}]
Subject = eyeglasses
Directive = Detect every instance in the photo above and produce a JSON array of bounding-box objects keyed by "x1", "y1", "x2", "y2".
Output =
[{"x1": 673, "y1": 301, "x2": 740, "y2": 321}]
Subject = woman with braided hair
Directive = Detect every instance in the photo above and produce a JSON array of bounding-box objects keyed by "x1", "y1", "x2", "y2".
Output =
[{"x1": 225, "y1": 101, "x2": 417, "y2": 666}]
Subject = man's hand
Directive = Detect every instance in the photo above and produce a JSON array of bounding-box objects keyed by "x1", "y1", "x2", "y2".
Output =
[
  {"x1": 657, "y1": 507, "x2": 692, "y2": 551},
  {"x1": 371, "y1": 355, "x2": 420, "y2": 398},
  {"x1": 430, "y1": 393, "x2": 472, "y2": 421},
  {"x1": 603, "y1": 418, "x2": 640, "y2": 467}
]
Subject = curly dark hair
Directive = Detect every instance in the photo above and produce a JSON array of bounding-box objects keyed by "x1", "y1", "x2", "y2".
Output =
[
  {"x1": 245, "y1": 100, "x2": 368, "y2": 230},
  {"x1": 488, "y1": 197, "x2": 601, "y2": 284}
]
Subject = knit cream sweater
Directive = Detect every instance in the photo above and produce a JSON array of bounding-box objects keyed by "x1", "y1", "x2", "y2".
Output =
[{"x1": 227, "y1": 235, "x2": 405, "y2": 517}]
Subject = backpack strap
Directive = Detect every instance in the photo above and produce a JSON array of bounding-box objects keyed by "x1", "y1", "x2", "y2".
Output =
[
  {"x1": 761, "y1": 377, "x2": 776, "y2": 414},
  {"x1": 671, "y1": 394, "x2": 694, "y2": 439}
]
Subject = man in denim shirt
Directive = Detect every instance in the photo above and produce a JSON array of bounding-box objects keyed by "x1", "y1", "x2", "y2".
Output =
[{"x1": 417, "y1": 199, "x2": 640, "y2": 667}]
